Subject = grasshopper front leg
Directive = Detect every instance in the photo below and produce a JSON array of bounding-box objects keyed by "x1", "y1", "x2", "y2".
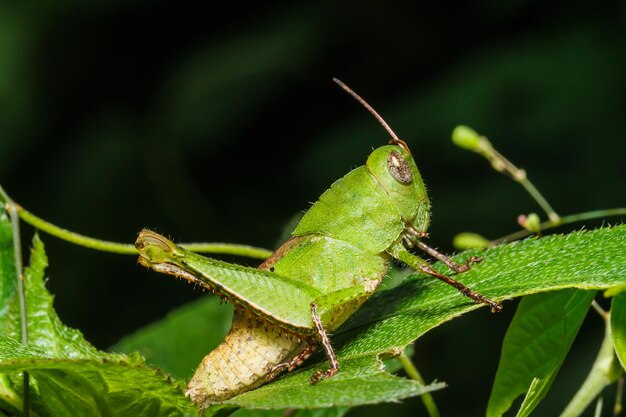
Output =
[
  {"x1": 414, "y1": 240, "x2": 482, "y2": 273},
  {"x1": 393, "y1": 247, "x2": 502, "y2": 312}
]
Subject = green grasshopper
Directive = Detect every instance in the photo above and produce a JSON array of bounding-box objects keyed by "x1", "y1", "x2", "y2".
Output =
[{"x1": 135, "y1": 79, "x2": 502, "y2": 408}]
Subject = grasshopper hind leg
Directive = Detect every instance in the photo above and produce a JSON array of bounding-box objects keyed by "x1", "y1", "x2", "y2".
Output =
[
  {"x1": 269, "y1": 303, "x2": 340, "y2": 384},
  {"x1": 309, "y1": 303, "x2": 339, "y2": 383},
  {"x1": 268, "y1": 302, "x2": 340, "y2": 384}
]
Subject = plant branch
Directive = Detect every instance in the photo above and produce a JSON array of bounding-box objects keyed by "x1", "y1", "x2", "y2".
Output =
[
  {"x1": 0, "y1": 185, "x2": 30, "y2": 417},
  {"x1": 0, "y1": 189, "x2": 272, "y2": 259},
  {"x1": 489, "y1": 208, "x2": 626, "y2": 246},
  {"x1": 398, "y1": 352, "x2": 440, "y2": 417},
  {"x1": 452, "y1": 126, "x2": 560, "y2": 222}
]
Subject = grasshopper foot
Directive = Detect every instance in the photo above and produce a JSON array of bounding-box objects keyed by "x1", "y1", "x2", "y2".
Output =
[
  {"x1": 456, "y1": 255, "x2": 483, "y2": 273},
  {"x1": 310, "y1": 367, "x2": 339, "y2": 384}
]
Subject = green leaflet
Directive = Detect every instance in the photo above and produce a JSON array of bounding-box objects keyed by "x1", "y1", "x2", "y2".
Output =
[
  {"x1": 486, "y1": 289, "x2": 595, "y2": 417},
  {"x1": 117, "y1": 226, "x2": 626, "y2": 412},
  {"x1": 4, "y1": 234, "x2": 106, "y2": 359},
  {"x1": 0, "y1": 229, "x2": 196, "y2": 417}
]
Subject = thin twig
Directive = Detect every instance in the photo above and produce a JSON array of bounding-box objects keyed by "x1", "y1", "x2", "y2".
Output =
[
  {"x1": 0, "y1": 186, "x2": 272, "y2": 259},
  {"x1": 489, "y1": 208, "x2": 626, "y2": 246},
  {"x1": 2, "y1": 187, "x2": 30, "y2": 416},
  {"x1": 398, "y1": 352, "x2": 440, "y2": 417},
  {"x1": 591, "y1": 300, "x2": 609, "y2": 321}
]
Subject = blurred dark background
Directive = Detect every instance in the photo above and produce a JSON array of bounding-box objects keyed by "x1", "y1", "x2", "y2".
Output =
[{"x1": 0, "y1": 1, "x2": 624, "y2": 416}]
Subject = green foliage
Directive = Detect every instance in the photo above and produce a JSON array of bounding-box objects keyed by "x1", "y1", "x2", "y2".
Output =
[
  {"x1": 0, "y1": 336, "x2": 195, "y2": 417},
  {"x1": 0, "y1": 224, "x2": 196, "y2": 417},
  {"x1": 5, "y1": 234, "x2": 107, "y2": 359}
]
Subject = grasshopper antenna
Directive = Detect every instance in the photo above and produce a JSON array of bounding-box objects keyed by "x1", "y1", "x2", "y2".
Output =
[{"x1": 332, "y1": 78, "x2": 410, "y2": 154}]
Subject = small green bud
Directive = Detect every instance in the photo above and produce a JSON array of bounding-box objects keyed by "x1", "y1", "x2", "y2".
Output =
[
  {"x1": 453, "y1": 232, "x2": 490, "y2": 250},
  {"x1": 518, "y1": 213, "x2": 541, "y2": 233},
  {"x1": 452, "y1": 125, "x2": 482, "y2": 151},
  {"x1": 603, "y1": 283, "x2": 626, "y2": 298}
]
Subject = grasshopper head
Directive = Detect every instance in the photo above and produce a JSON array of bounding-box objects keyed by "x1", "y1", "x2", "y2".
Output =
[
  {"x1": 135, "y1": 230, "x2": 182, "y2": 267},
  {"x1": 135, "y1": 229, "x2": 202, "y2": 283},
  {"x1": 366, "y1": 144, "x2": 431, "y2": 232},
  {"x1": 331, "y1": 79, "x2": 431, "y2": 232}
]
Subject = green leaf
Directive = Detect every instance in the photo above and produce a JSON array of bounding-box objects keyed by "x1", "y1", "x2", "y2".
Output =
[
  {"x1": 0, "y1": 234, "x2": 197, "y2": 417},
  {"x1": 611, "y1": 291, "x2": 626, "y2": 370},
  {"x1": 486, "y1": 289, "x2": 595, "y2": 417},
  {"x1": 217, "y1": 355, "x2": 443, "y2": 410},
  {"x1": 112, "y1": 297, "x2": 233, "y2": 380},
  {"x1": 4, "y1": 234, "x2": 106, "y2": 359},
  {"x1": 560, "y1": 318, "x2": 622, "y2": 417},
  {"x1": 0, "y1": 334, "x2": 196, "y2": 417}
]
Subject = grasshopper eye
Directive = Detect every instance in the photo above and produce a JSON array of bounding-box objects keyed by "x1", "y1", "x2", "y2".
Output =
[{"x1": 387, "y1": 150, "x2": 413, "y2": 184}]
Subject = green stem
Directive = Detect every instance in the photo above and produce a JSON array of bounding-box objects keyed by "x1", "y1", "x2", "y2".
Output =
[
  {"x1": 0, "y1": 187, "x2": 272, "y2": 259},
  {"x1": 18, "y1": 207, "x2": 137, "y2": 254},
  {"x1": 489, "y1": 208, "x2": 626, "y2": 246},
  {"x1": 591, "y1": 300, "x2": 609, "y2": 321},
  {"x1": 398, "y1": 352, "x2": 440, "y2": 417},
  {"x1": 1, "y1": 186, "x2": 30, "y2": 417},
  {"x1": 8, "y1": 206, "x2": 27, "y2": 345},
  {"x1": 178, "y1": 243, "x2": 272, "y2": 259},
  {"x1": 14, "y1": 205, "x2": 272, "y2": 259},
  {"x1": 518, "y1": 177, "x2": 560, "y2": 223},
  {"x1": 488, "y1": 148, "x2": 560, "y2": 222}
]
